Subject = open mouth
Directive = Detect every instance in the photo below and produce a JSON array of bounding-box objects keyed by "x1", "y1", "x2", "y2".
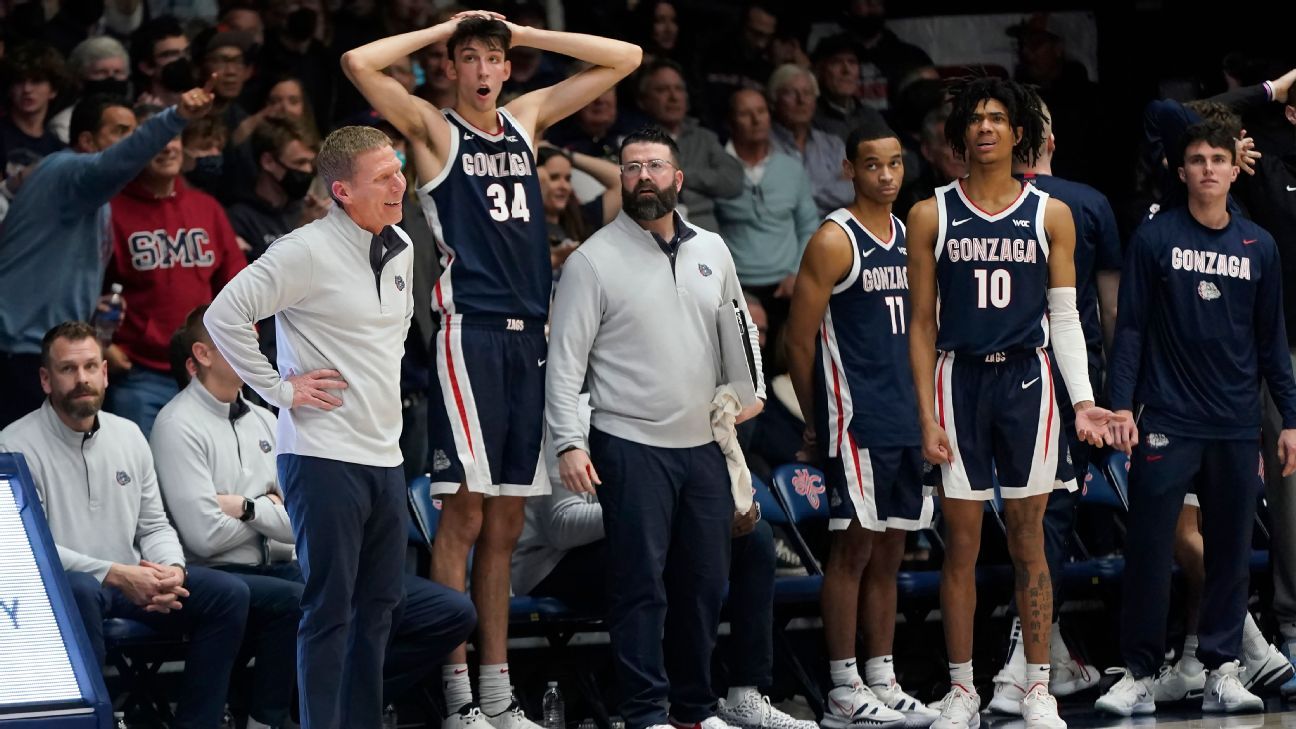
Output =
[{"x1": 476, "y1": 86, "x2": 491, "y2": 98}]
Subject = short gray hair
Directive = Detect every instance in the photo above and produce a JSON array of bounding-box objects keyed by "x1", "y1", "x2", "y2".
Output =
[
  {"x1": 767, "y1": 63, "x2": 818, "y2": 101},
  {"x1": 317, "y1": 126, "x2": 392, "y2": 203},
  {"x1": 68, "y1": 37, "x2": 129, "y2": 78}
]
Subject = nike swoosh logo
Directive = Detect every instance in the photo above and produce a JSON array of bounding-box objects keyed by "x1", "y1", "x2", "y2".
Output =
[
  {"x1": 951, "y1": 217, "x2": 972, "y2": 226},
  {"x1": 453, "y1": 668, "x2": 468, "y2": 674},
  {"x1": 538, "y1": 359, "x2": 546, "y2": 367},
  {"x1": 1244, "y1": 239, "x2": 1258, "y2": 245},
  {"x1": 1287, "y1": 186, "x2": 1296, "y2": 192},
  {"x1": 861, "y1": 248, "x2": 876, "y2": 258},
  {"x1": 845, "y1": 660, "x2": 857, "y2": 667},
  {"x1": 1021, "y1": 377, "x2": 1040, "y2": 389}
]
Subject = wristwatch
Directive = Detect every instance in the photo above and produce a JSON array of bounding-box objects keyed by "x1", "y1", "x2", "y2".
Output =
[{"x1": 239, "y1": 497, "x2": 256, "y2": 522}]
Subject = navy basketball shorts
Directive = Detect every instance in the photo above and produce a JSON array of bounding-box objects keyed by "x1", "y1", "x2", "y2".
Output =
[
  {"x1": 934, "y1": 349, "x2": 1065, "y2": 501},
  {"x1": 826, "y1": 444, "x2": 934, "y2": 532},
  {"x1": 427, "y1": 314, "x2": 549, "y2": 497}
]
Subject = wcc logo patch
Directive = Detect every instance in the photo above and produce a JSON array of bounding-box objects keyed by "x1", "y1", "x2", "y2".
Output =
[
  {"x1": 259, "y1": 439, "x2": 272, "y2": 453},
  {"x1": 697, "y1": 263, "x2": 713, "y2": 277},
  {"x1": 394, "y1": 275, "x2": 406, "y2": 292},
  {"x1": 115, "y1": 470, "x2": 132, "y2": 486},
  {"x1": 792, "y1": 468, "x2": 826, "y2": 509}
]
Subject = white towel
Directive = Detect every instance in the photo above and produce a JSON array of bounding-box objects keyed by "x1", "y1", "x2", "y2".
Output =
[{"x1": 711, "y1": 385, "x2": 753, "y2": 514}]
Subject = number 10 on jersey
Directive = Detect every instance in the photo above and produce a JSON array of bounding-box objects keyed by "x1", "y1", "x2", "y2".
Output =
[
  {"x1": 486, "y1": 182, "x2": 531, "y2": 222},
  {"x1": 973, "y1": 268, "x2": 1012, "y2": 309}
]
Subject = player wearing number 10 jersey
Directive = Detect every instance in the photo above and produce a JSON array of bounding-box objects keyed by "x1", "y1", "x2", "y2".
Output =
[
  {"x1": 343, "y1": 13, "x2": 641, "y2": 729},
  {"x1": 905, "y1": 77, "x2": 1119, "y2": 729}
]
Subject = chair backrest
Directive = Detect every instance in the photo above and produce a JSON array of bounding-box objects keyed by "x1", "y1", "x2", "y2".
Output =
[
  {"x1": 752, "y1": 474, "x2": 787, "y2": 525},
  {"x1": 1080, "y1": 462, "x2": 1124, "y2": 510},
  {"x1": 769, "y1": 463, "x2": 831, "y2": 524},
  {"x1": 408, "y1": 474, "x2": 443, "y2": 545}
]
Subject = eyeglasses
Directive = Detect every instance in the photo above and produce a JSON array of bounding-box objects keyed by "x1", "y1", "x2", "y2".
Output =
[{"x1": 620, "y1": 159, "x2": 675, "y2": 176}]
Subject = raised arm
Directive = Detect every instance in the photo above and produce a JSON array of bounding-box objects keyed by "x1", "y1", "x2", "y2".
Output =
[
  {"x1": 505, "y1": 24, "x2": 641, "y2": 137},
  {"x1": 785, "y1": 220, "x2": 852, "y2": 455},
  {"x1": 905, "y1": 198, "x2": 949, "y2": 464},
  {"x1": 568, "y1": 149, "x2": 623, "y2": 224}
]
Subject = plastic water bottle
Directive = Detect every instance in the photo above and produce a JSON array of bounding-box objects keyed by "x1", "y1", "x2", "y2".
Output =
[
  {"x1": 113, "y1": 712, "x2": 128, "y2": 729},
  {"x1": 94, "y1": 283, "x2": 125, "y2": 344},
  {"x1": 542, "y1": 681, "x2": 565, "y2": 729}
]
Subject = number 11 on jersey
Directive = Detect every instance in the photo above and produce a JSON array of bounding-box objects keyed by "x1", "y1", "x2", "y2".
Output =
[
  {"x1": 885, "y1": 296, "x2": 906, "y2": 334},
  {"x1": 486, "y1": 182, "x2": 531, "y2": 222}
]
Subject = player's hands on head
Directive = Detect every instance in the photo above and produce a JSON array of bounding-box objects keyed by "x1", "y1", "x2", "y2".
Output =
[
  {"x1": 286, "y1": 368, "x2": 349, "y2": 410},
  {"x1": 177, "y1": 75, "x2": 218, "y2": 120},
  {"x1": 558, "y1": 448, "x2": 601, "y2": 494},
  {"x1": 1277, "y1": 429, "x2": 1296, "y2": 477},
  {"x1": 450, "y1": 9, "x2": 505, "y2": 25},
  {"x1": 1237, "y1": 132, "x2": 1261, "y2": 176},
  {"x1": 920, "y1": 421, "x2": 953, "y2": 465}
]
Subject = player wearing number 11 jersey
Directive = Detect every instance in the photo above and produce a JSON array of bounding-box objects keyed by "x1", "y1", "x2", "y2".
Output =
[
  {"x1": 342, "y1": 13, "x2": 641, "y2": 729},
  {"x1": 905, "y1": 77, "x2": 1119, "y2": 729}
]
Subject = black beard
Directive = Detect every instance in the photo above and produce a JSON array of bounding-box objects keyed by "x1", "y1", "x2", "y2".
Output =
[
  {"x1": 54, "y1": 388, "x2": 103, "y2": 420},
  {"x1": 622, "y1": 182, "x2": 678, "y2": 221}
]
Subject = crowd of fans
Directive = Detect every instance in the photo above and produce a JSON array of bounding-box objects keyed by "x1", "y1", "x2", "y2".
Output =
[{"x1": 3, "y1": 0, "x2": 1296, "y2": 725}]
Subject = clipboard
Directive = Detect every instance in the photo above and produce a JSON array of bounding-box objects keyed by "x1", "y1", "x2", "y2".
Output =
[{"x1": 716, "y1": 299, "x2": 760, "y2": 408}]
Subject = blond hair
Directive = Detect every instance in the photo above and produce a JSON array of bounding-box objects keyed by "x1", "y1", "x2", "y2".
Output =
[{"x1": 317, "y1": 126, "x2": 392, "y2": 203}]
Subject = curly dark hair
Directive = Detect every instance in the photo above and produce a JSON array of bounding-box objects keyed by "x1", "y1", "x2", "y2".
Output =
[{"x1": 943, "y1": 76, "x2": 1047, "y2": 166}]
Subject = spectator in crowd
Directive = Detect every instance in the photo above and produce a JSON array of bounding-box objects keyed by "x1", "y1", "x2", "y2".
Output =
[
  {"x1": 102, "y1": 104, "x2": 246, "y2": 437},
  {"x1": 513, "y1": 397, "x2": 815, "y2": 729},
  {"x1": 629, "y1": 0, "x2": 687, "y2": 68},
  {"x1": 502, "y1": 2, "x2": 570, "y2": 99},
  {"x1": 221, "y1": 1, "x2": 266, "y2": 47},
  {"x1": 0, "y1": 85, "x2": 216, "y2": 429},
  {"x1": 258, "y1": 0, "x2": 334, "y2": 131},
  {"x1": 226, "y1": 115, "x2": 323, "y2": 262},
  {"x1": 131, "y1": 16, "x2": 190, "y2": 108},
  {"x1": 199, "y1": 30, "x2": 256, "y2": 144},
  {"x1": 896, "y1": 104, "x2": 964, "y2": 221},
  {"x1": 811, "y1": 33, "x2": 886, "y2": 144},
  {"x1": 546, "y1": 88, "x2": 632, "y2": 161},
  {"x1": 768, "y1": 63, "x2": 853, "y2": 216},
  {"x1": 154, "y1": 307, "x2": 478, "y2": 729},
  {"x1": 637, "y1": 58, "x2": 743, "y2": 233},
  {"x1": 181, "y1": 114, "x2": 231, "y2": 194},
  {"x1": 699, "y1": 2, "x2": 777, "y2": 128},
  {"x1": 837, "y1": 0, "x2": 933, "y2": 112},
  {"x1": 413, "y1": 34, "x2": 454, "y2": 110},
  {"x1": 0, "y1": 321, "x2": 249, "y2": 729},
  {"x1": 49, "y1": 36, "x2": 131, "y2": 144},
  {"x1": 41, "y1": 0, "x2": 117, "y2": 57},
  {"x1": 714, "y1": 88, "x2": 817, "y2": 373},
  {"x1": 0, "y1": 43, "x2": 70, "y2": 192},
  {"x1": 1006, "y1": 13, "x2": 1104, "y2": 190},
  {"x1": 538, "y1": 144, "x2": 623, "y2": 270}
]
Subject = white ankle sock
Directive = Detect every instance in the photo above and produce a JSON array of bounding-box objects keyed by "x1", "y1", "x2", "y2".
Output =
[
  {"x1": 865, "y1": 656, "x2": 895, "y2": 688},
  {"x1": 949, "y1": 661, "x2": 974, "y2": 691},
  {"x1": 1243, "y1": 612, "x2": 1270, "y2": 661},
  {"x1": 480, "y1": 663, "x2": 514, "y2": 716},
  {"x1": 1026, "y1": 663, "x2": 1050, "y2": 691},
  {"x1": 1007, "y1": 617, "x2": 1026, "y2": 670},
  {"x1": 1181, "y1": 635, "x2": 1205, "y2": 675},
  {"x1": 726, "y1": 686, "x2": 758, "y2": 705},
  {"x1": 830, "y1": 658, "x2": 862, "y2": 688},
  {"x1": 442, "y1": 664, "x2": 473, "y2": 714}
]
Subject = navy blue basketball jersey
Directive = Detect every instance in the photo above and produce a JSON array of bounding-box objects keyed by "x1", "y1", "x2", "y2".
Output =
[
  {"x1": 419, "y1": 109, "x2": 551, "y2": 320},
  {"x1": 934, "y1": 180, "x2": 1051, "y2": 356},
  {"x1": 815, "y1": 209, "x2": 920, "y2": 453}
]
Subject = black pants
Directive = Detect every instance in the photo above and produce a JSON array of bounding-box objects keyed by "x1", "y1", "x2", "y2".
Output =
[
  {"x1": 0, "y1": 351, "x2": 43, "y2": 428},
  {"x1": 1119, "y1": 435, "x2": 1261, "y2": 676},
  {"x1": 592, "y1": 428, "x2": 734, "y2": 729}
]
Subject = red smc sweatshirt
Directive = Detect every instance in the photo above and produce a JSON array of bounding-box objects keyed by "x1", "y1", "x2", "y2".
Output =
[{"x1": 106, "y1": 177, "x2": 247, "y2": 372}]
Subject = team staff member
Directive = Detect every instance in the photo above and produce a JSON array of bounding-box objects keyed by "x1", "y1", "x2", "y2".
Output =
[
  {"x1": 546, "y1": 127, "x2": 764, "y2": 729},
  {"x1": 204, "y1": 125, "x2": 415, "y2": 729},
  {"x1": 154, "y1": 307, "x2": 477, "y2": 729},
  {"x1": 0, "y1": 321, "x2": 249, "y2": 729},
  {"x1": 1097, "y1": 122, "x2": 1296, "y2": 716}
]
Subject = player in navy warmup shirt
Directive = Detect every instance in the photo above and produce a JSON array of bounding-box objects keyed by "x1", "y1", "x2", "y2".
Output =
[
  {"x1": 988, "y1": 97, "x2": 1123, "y2": 713},
  {"x1": 342, "y1": 11, "x2": 641, "y2": 729},
  {"x1": 785, "y1": 123, "x2": 936, "y2": 729},
  {"x1": 1095, "y1": 122, "x2": 1296, "y2": 717},
  {"x1": 906, "y1": 77, "x2": 1119, "y2": 729}
]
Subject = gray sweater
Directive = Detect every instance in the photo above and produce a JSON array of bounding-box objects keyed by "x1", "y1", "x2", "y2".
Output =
[
  {"x1": 0, "y1": 401, "x2": 185, "y2": 581},
  {"x1": 675, "y1": 118, "x2": 744, "y2": 234},
  {"x1": 205, "y1": 205, "x2": 414, "y2": 468},
  {"x1": 150, "y1": 379, "x2": 295, "y2": 566},
  {"x1": 546, "y1": 211, "x2": 765, "y2": 454}
]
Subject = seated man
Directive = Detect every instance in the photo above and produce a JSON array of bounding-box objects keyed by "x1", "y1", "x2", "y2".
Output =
[
  {"x1": 512, "y1": 398, "x2": 814, "y2": 729},
  {"x1": 152, "y1": 308, "x2": 478, "y2": 728},
  {"x1": 0, "y1": 321, "x2": 249, "y2": 729}
]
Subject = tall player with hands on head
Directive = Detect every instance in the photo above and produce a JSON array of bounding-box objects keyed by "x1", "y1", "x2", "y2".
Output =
[
  {"x1": 905, "y1": 77, "x2": 1119, "y2": 729},
  {"x1": 342, "y1": 13, "x2": 641, "y2": 729}
]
